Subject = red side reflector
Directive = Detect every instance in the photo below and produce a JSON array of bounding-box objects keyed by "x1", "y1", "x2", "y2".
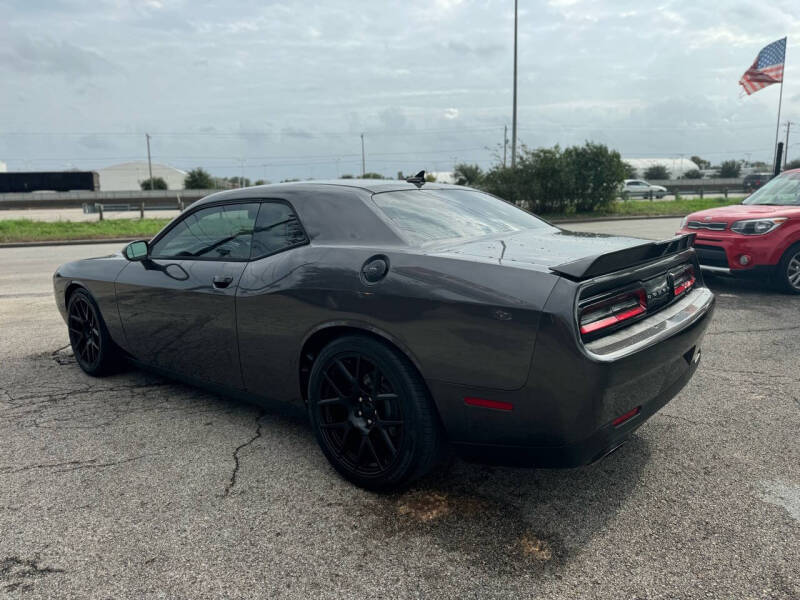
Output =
[
  {"x1": 464, "y1": 397, "x2": 513, "y2": 411},
  {"x1": 611, "y1": 406, "x2": 641, "y2": 427}
]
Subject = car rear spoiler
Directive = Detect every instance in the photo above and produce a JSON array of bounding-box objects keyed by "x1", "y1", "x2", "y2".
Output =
[{"x1": 550, "y1": 233, "x2": 696, "y2": 280}]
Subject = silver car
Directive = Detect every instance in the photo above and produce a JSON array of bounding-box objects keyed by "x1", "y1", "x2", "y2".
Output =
[{"x1": 622, "y1": 179, "x2": 667, "y2": 198}]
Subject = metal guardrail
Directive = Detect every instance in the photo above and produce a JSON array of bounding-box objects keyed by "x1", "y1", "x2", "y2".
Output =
[{"x1": 0, "y1": 189, "x2": 211, "y2": 210}]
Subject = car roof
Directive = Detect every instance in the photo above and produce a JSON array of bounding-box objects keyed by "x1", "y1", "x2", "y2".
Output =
[{"x1": 189, "y1": 179, "x2": 464, "y2": 208}]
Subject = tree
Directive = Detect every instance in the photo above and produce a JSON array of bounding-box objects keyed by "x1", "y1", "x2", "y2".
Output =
[
  {"x1": 362, "y1": 172, "x2": 385, "y2": 179},
  {"x1": 682, "y1": 169, "x2": 703, "y2": 179},
  {"x1": 718, "y1": 160, "x2": 741, "y2": 178},
  {"x1": 453, "y1": 163, "x2": 483, "y2": 186},
  {"x1": 340, "y1": 174, "x2": 355, "y2": 179},
  {"x1": 253, "y1": 179, "x2": 268, "y2": 186},
  {"x1": 644, "y1": 165, "x2": 670, "y2": 180},
  {"x1": 227, "y1": 176, "x2": 251, "y2": 188},
  {"x1": 425, "y1": 173, "x2": 437, "y2": 182},
  {"x1": 140, "y1": 176, "x2": 167, "y2": 190},
  {"x1": 622, "y1": 162, "x2": 637, "y2": 179},
  {"x1": 784, "y1": 159, "x2": 800, "y2": 170},
  {"x1": 184, "y1": 167, "x2": 214, "y2": 189},
  {"x1": 690, "y1": 155, "x2": 711, "y2": 170}
]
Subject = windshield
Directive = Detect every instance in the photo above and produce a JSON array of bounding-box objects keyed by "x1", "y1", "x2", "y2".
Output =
[
  {"x1": 743, "y1": 172, "x2": 800, "y2": 206},
  {"x1": 371, "y1": 188, "x2": 554, "y2": 245}
]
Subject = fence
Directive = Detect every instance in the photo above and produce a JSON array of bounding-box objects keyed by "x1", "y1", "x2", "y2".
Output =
[{"x1": 0, "y1": 189, "x2": 210, "y2": 210}]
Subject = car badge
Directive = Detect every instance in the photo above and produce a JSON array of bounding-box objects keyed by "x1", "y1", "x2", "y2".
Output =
[{"x1": 704, "y1": 216, "x2": 712, "y2": 221}]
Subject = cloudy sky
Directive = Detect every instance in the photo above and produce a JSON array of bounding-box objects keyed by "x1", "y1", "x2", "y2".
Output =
[{"x1": 1, "y1": 0, "x2": 799, "y2": 181}]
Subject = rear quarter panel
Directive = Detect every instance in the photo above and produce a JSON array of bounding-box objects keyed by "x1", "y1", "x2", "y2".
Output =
[{"x1": 236, "y1": 245, "x2": 559, "y2": 404}]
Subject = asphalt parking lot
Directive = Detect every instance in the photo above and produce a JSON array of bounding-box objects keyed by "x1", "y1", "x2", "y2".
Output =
[{"x1": 1, "y1": 221, "x2": 798, "y2": 599}]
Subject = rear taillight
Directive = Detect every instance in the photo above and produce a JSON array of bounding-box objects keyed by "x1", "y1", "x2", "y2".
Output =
[
  {"x1": 579, "y1": 288, "x2": 646, "y2": 335},
  {"x1": 672, "y1": 265, "x2": 696, "y2": 296}
]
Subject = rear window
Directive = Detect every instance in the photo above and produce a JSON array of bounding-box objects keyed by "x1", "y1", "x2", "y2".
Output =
[{"x1": 371, "y1": 188, "x2": 553, "y2": 245}]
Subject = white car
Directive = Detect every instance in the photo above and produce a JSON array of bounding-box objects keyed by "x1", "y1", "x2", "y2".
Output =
[{"x1": 622, "y1": 179, "x2": 667, "y2": 198}]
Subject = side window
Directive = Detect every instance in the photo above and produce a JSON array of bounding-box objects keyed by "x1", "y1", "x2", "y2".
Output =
[
  {"x1": 251, "y1": 201, "x2": 308, "y2": 259},
  {"x1": 150, "y1": 203, "x2": 259, "y2": 260}
]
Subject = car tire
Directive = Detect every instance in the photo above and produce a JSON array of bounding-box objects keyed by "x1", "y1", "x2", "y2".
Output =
[
  {"x1": 776, "y1": 243, "x2": 800, "y2": 294},
  {"x1": 307, "y1": 335, "x2": 443, "y2": 491},
  {"x1": 67, "y1": 288, "x2": 123, "y2": 375}
]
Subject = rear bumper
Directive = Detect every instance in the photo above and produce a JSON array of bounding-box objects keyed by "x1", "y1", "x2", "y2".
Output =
[{"x1": 433, "y1": 285, "x2": 714, "y2": 468}]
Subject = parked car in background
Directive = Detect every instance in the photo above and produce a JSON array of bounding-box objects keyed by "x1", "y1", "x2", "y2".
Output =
[
  {"x1": 53, "y1": 178, "x2": 713, "y2": 490},
  {"x1": 622, "y1": 179, "x2": 668, "y2": 198},
  {"x1": 678, "y1": 168, "x2": 800, "y2": 293},
  {"x1": 743, "y1": 172, "x2": 772, "y2": 193}
]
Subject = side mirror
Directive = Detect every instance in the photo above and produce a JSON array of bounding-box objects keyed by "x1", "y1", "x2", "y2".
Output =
[{"x1": 124, "y1": 240, "x2": 149, "y2": 261}]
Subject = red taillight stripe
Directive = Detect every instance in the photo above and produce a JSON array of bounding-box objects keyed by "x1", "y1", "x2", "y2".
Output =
[
  {"x1": 464, "y1": 397, "x2": 513, "y2": 411},
  {"x1": 611, "y1": 406, "x2": 641, "y2": 427},
  {"x1": 579, "y1": 304, "x2": 645, "y2": 335},
  {"x1": 673, "y1": 275, "x2": 696, "y2": 296}
]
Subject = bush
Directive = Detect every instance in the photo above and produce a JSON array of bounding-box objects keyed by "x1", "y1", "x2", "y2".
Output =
[
  {"x1": 644, "y1": 165, "x2": 670, "y2": 180},
  {"x1": 718, "y1": 160, "x2": 741, "y2": 178},
  {"x1": 682, "y1": 169, "x2": 703, "y2": 179},
  {"x1": 622, "y1": 162, "x2": 637, "y2": 179},
  {"x1": 184, "y1": 167, "x2": 214, "y2": 189},
  {"x1": 784, "y1": 159, "x2": 800, "y2": 170},
  {"x1": 479, "y1": 142, "x2": 626, "y2": 214},
  {"x1": 140, "y1": 176, "x2": 168, "y2": 190},
  {"x1": 362, "y1": 172, "x2": 385, "y2": 179},
  {"x1": 453, "y1": 163, "x2": 484, "y2": 186}
]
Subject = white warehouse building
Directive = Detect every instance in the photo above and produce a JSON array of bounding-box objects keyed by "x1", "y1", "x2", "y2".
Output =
[
  {"x1": 623, "y1": 158, "x2": 699, "y2": 179},
  {"x1": 96, "y1": 161, "x2": 187, "y2": 191}
]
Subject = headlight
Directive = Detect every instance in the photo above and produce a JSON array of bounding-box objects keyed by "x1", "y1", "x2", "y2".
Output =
[
  {"x1": 680, "y1": 216, "x2": 688, "y2": 229},
  {"x1": 730, "y1": 217, "x2": 787, "y2": 235}
]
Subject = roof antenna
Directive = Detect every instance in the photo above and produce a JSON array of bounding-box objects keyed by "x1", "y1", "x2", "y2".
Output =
[{"x1": 405, "y1": 170, "x2": 426, "y2": 188}]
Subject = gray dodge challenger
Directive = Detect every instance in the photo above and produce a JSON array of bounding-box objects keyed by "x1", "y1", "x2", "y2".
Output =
[{"x1": 54, "y1": 178, "x2": 714, "y2": 490}]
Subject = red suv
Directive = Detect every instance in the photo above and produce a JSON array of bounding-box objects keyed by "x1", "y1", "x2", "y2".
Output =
[{"x1": 677, "y1": 169, "x2": 800, "y2": 294}]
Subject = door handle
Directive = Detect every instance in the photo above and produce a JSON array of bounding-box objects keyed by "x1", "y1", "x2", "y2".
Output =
[{"x1": 212, "y1": 275, "x2": 234, "y2": 289}]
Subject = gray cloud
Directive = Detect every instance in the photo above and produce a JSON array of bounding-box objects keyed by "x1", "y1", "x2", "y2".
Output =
[{"x1": 0, "y1": 0, "x2": 799, "y2": 178}]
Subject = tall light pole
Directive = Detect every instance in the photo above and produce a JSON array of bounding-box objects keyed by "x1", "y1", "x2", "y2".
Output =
[
  {"x1": 510, "y1": 0, "x2": 518, "y2": 168},
  {"x1": 361, "y1": 133, "x2": 366, "y2": 176},
  {"x1": 784, "y1": 121, "x2": 794, "y2": 170},
  {"x1": 145, "y1": 133, "x2": 154, "y2": 188},
  {"x1": 503, "y1": 125, "x2": 508, "y2": 167}
]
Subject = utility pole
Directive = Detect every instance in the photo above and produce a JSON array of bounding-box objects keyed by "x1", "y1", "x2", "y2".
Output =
[
  {"x1": 784, "y1": 121, "x2": 794, "y2": 170},
  {"x1": 503, "y1": 125, "x2": 508, "y2": 167},
  {"x1": 511, "y1": 0, "x2": 518, "y2": 168},
  {"x1": 145, "y1": 133, "x2": 154, "y2": 188},
  {"x1": 361, "y1": 133, "x2": 366, "y2": 177}
]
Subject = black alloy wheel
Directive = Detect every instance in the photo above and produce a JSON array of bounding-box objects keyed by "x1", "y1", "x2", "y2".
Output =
[
  {"x1": 67, "y1": 289, "x2": 120, "y2": 375},
  {"x1": 308, "y1": 335, "x2": 442, "y2": 491}
]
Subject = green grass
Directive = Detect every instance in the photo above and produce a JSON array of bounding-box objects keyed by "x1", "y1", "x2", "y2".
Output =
[
  {"x1": 0, "y1": 218, "x2": 170, "y2": 243},
  {"x1": 543, "y1": 197, "x2": 735, "y2": 221}
]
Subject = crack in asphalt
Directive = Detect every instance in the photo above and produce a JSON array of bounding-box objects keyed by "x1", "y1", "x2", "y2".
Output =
[
  {"x1": 0, "y1": 554, "x2": 64, "y2": 593},
  {"x1": 0, "y1": 454, "x2": 153, "y2": 476},
  {"x1": 223, "y1": 411, "x2": 265, "y2": 497}
]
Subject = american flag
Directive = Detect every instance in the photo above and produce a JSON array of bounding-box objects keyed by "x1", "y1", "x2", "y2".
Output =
[{"x1": 739, "y1": 38, "x2": 787, "y2": 95}]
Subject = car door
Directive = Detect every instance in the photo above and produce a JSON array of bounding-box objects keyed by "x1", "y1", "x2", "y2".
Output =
[
  {"x1": 115, "y1": 201, "x2": 260, "y2": 389},
  {"x1": 235, "y1": 200, "x2": 310, "y2": 399}
]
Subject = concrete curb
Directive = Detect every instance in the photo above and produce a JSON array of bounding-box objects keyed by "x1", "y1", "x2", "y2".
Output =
[{"x1": 0, "y1": 238, "x2": 136, "y2": 249}]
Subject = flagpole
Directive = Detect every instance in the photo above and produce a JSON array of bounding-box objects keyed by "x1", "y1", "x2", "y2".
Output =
[{"x1": 772, "y1": 37, "x2": 788, "y2": 173}]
